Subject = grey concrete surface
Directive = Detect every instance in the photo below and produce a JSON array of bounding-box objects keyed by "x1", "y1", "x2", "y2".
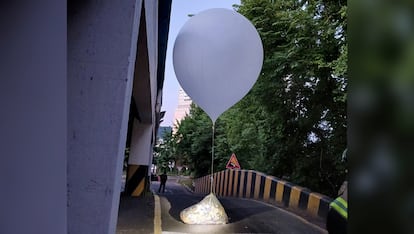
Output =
[
  {"x1": 68, "y1": 0, "x2": 144, "y2": 233},
  {"x1": 116, "y1": 195, "x2": 154, "y2": 234}
]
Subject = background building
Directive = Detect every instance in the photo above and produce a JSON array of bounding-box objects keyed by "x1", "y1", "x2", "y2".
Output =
[{"x1": 173, "y1": 88, "x2": 192, "y2": 132}]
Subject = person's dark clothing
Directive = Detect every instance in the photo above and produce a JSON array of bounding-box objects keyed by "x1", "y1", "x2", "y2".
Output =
[
  {"x1": 326, "y1": 181, "x2": 348, "y2": 234},
  {"x1": 326, "y1": 207, "x2": 347, "y2": 234},
  {"x1": 158, "y1": 173, "x2": 167, "y2": 193}
]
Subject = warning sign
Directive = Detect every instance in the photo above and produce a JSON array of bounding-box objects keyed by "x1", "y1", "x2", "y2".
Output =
[{"x1": 226, "y1": 153, "x2": 241, "y2": 169}]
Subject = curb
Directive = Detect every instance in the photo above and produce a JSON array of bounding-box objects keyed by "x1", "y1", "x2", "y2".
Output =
[{"x1": 153, "y1": 194, "x2": 162, "y2": 234}]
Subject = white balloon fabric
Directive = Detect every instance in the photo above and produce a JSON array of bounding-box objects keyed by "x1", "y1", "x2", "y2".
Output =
[{"x1": 173, "y1": 8, "x2": 263, "y2": 122}]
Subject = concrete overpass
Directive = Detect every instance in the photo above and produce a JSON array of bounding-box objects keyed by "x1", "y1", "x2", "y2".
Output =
[{"x1": 67, "y1": 0, "x2": 171, "y2": 233}]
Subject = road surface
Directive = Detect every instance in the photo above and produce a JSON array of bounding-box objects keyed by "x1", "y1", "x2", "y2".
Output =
[{"x1": 151, "y1": 176, "x2": 327, "y2": 234}]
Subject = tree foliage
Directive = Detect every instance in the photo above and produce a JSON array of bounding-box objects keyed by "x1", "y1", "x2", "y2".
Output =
[
  {"x1": 173, "y1": 104, "x2": 214, "y2": 178},
  {"x1": 154, "y1": 130, "x2": 175, "y2": 173},
  {"x1": 165, "y1": 0, "x2": 347, "y2": 197}
]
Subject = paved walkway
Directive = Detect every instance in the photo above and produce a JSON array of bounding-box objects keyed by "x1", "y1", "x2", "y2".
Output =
[
  {"x1": 116, "y1": 193, "x2": 155, "y2": 234},
  {"x1": 116, "y1": 177, "x2": 181, "y2": 234}
]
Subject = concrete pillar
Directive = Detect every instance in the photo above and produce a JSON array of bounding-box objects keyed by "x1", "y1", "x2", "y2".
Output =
[
  {"x1": 125, "y1": 120, "x2": 153, "y2": 196},
  {"x1": 124, "y1": 0, "x2": 159, "y2": 197},
  {"x1": 68, "y1": 0, "x2": 143, "y2": 233}
]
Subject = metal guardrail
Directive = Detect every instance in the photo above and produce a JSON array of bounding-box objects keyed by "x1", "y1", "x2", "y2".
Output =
[{"x1": 193, "y1": 169, "x2": 332, "y2": 219}]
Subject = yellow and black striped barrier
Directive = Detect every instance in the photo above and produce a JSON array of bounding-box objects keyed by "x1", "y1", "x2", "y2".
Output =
[
  {"x1": 125, "y1": 165, "x2": 148, "y2": 196},
  {"x1": 194, "y1": 169, "x2": 332, "y2": 219}
]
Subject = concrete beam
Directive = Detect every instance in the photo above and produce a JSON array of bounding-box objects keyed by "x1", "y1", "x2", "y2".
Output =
[
  {"x1": 129, "y1": 120, "x2": 153, "y2": 166},
  {"x1": 67, "y1": 0, "x2": 143, "y2": 233},
  {"x1": 132, "y1": 5, "x2": 152, "y2": 124}
]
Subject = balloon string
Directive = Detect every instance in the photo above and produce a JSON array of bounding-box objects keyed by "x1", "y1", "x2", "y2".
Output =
[{"x1": 211, "y1": 121, "x2": 215, "y2": 194}]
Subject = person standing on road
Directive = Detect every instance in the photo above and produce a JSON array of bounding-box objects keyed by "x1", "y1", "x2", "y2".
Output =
[
  {"x1": 158, "y1": 172, "x2": 168, "y2": 193},
  {"x1": 326, "y1": 180, "x2": 348, "y2": 234}
]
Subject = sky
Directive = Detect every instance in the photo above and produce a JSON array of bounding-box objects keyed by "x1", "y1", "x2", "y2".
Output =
[{"x1": 161, "y1": 0, "x2": 240, "y2": 127}]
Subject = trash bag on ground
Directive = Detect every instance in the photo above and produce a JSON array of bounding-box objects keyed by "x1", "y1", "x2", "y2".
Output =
[{"x1": 180, "y1": 193, "x2": 228, "y2": 224}]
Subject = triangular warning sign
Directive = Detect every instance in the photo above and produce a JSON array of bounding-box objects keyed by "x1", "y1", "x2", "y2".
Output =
[{"x1": 226, "y1": 153, "x2": 241, "y2": 169}]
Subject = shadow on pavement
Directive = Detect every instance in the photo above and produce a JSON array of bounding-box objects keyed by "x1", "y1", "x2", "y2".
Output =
[{"x1": 116, "y1": 194, "x2": 154, "y2": 234}]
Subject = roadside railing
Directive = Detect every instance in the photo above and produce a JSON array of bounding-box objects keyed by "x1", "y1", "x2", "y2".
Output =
[{"x1": 193, "y1": 169, "x2": 332, "y2": 220}]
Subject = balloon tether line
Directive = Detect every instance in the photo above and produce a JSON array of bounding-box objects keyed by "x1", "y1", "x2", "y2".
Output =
[{"x1": 210, "y1": 121, "x2": 215, "y2": 194}]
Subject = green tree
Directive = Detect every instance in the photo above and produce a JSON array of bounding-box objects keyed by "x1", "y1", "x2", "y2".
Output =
[
  {"x1": 154, "y1": 130, "x2": 175, "y2": 173},
  {"x1": 172, "y1": 0, "x2": 347, "y2": 197},
  {"x1": 234, "y1": 0, "x2": 347, "y2": 196},
  {"x1": 174, "y1": 104, "x2": 213, "y2": 177},
  {"x1": 173, "y1": 104, "x2": 233, "y2": 177}
]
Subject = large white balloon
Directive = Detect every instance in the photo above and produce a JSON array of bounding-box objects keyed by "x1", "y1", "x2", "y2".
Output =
[{"x1": 173, "y1": 8, "x2": 263, "y2": 122}]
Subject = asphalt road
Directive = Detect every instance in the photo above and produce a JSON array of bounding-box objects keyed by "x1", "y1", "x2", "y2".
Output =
[{"x1": 151, "y1": 176, "x2": 327, "y2": 234}]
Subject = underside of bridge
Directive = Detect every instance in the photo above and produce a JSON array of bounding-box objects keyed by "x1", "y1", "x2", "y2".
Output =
[{"x1": 68, "y1": 0, "x2": 171, "y2": 233}]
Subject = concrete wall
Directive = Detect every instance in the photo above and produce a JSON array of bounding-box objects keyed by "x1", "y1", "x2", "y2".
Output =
[
  {"x1": 67, "y1": 0, "x2": 143, "y2": 233},
  {"x1": 194, "y1": 169, "x2": 333, "y2": 220},
  {"x1": 0, "y1": 3, "x2": 67, "y2": 233},
  {"x1": 1, "y1": 0, "x2": 169, "y2": 233}
]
